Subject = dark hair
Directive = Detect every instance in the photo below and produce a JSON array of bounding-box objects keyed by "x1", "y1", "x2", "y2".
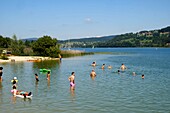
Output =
[
  {"x1": 35, "y1": 73, "x2": 38, "y2": 76},
  {"x1": 13, "y1": 80, "x2": 16, "y2": 84},
  {"x1": 0, "y1": 67, "x2": 3, "y2": 70},
  {"x1": 71, "y1": 72, "x2": 75, "y2": 75},
  {"x1": 13, "y1": 85, "x2": 16, "y2": 89}
]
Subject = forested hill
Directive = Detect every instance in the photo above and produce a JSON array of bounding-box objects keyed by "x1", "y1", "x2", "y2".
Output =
[
  {"x1": 59, "y1": 35, "x2": 115, "y2": 48},
  {"x1": 97, "y1": 26, "x2": 170, "y2": 47},
  {"x1": 60, "y1": 26, "x2": 170, "y2": 48}
]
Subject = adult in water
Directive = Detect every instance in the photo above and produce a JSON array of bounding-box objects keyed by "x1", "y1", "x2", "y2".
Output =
[
  {"x1": 91, "y1": 61, "x2": 96, "y2": 67},
  {"x1": 35, "y1": 73, "x2": 39, "y2": 82},
  {"x1": 120, "y1": 63, "x2": 127, "y2": 71},
  {"x1": 46, "y1": 71, "x2": 50, "y2": 80},
  {"x1": 0, "y1": 67, "x2": 3, "y2": 81},
  {"x1": 101, "y1": 64, "x2": 105, "y2": 70},
  {"x1": 90, "y1": 69, "x2": 96, "y2": 77},
  {"x1": 68, "y1": 72, "x2": 75, "y2": 90}
]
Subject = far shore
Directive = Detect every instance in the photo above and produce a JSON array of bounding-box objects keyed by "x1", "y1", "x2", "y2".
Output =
[
  {"x1": 0, "y1": 49, "x2": 91, "y2": 63},
  {"x1": 0, "y1": 56, "x2": 60, "y2": 63}
]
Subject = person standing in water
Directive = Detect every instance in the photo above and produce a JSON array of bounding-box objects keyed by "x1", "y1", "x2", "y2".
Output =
[
  {"x1": 47, "y1": 71, "x2": 50, "y2": 80},
  {"x1": 91, "y1": 61, "x2": 96, "y2": 67},
  {"x1": 35, "y1": 73, "x2": 39, "y2": 82},
  {"x1": 0, "y1": 67, "x2": 3, "y2": 81},
  {"x1": 11, "y1": 77, "x2": 18, "y2": 87},
  {"x1": 101, "y1": 64, "x2": 105, "y2": 70},
  {"x1": 120, "y1": 63, "x2": 127, "y2": 71},
  {"x1": 90, "y1": 69, "x2": 96, "y2": 77},
  {"x1": 68, "y1": 72, "x2": 75, "y2": 90}
]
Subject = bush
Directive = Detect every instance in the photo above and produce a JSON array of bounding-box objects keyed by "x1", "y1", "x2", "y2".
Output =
[{"x1": 0, "y1": 55, "x2": 9, "y2": 60}]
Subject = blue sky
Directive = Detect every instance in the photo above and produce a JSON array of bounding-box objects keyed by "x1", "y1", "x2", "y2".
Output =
[{"x1": 0, "y1": 0, "x2": 170, "y2": 40}]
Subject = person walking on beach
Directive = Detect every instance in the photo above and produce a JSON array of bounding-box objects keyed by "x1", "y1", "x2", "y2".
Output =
[
  {"x1": 47, "y1": 71, "x2": 50, "y2": 80},
  {"x1": 120, "y1": 63, "x2": 127, "y2": 71},
  {"x1": 0, "y1": 67, "x2": 3, "y2": 81},
  {"x1": 68, "y1": 72, "x2": 75, "y2": 90},
  {"x1": 35, "y1": 73, "x2": 39, "y2": 82}
]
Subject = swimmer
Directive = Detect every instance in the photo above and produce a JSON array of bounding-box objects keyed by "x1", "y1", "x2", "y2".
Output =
[
  {"x1": 120, "y1": 63, "x2": 127, "y2": 71},
  {"x1": 117, "y1": 70, "x2": 120, "y2": 74},
  {"x1": 68, "y1": 72, "x2": 75, "y2": 90},
  {"x1": 90, "y1": 69, "x2": 96, "y2": 77},
  {"x1": 142, "y1": 74, "x2": 145, "y2": 79},
  {"x1": 108, "y1": 65, "x2": 112, "y2": 69},
  {"x1": 132, "y1": 72, "x2": 136, "y2": 76},
  {"x1": 101, "y1": 64, "x2": 105, "y2": 70},
  {"x1": 11, "y1": 85, "x2": 32, "y2": 97},
  {"x1": 91, "y1": 61, "x2": 96, "y2": 67}
]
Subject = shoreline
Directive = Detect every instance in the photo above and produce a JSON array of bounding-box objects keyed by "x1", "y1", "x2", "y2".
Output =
[{"x1": 0, "y1": 56, "x2": 60, "y2": 63}]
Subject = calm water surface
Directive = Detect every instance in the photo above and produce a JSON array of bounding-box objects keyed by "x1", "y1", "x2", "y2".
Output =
[{"x1": 0, "y1": 48, "x2": 170, "y2": 113}]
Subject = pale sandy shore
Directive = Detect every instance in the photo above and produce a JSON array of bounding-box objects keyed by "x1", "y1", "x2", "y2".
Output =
[{"x1": 0, "y1": 56, "x2": 59, "y2": 63}]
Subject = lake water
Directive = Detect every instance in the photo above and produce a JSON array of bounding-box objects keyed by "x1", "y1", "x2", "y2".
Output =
[{"x1": 0, "y1": 48, "x2": 170, "y2": 113}]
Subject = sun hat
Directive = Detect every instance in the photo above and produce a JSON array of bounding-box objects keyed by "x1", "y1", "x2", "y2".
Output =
[{"x1": 14, "y1": 77, "x2": 17, "y2": 80}]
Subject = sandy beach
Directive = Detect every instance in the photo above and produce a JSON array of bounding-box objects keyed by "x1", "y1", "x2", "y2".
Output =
[{"x1": 0, "y1": 56, "x2": 59, "y2": 63}]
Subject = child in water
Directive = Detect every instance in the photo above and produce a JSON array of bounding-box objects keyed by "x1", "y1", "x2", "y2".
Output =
[{"x1": 11, "y1": 77, "x2": 18, "y2": 87}]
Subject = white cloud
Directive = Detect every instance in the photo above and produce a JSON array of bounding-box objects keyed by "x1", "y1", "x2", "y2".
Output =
[{"x1": 84, "y1": 18, "x2": 93, "y2": 24}]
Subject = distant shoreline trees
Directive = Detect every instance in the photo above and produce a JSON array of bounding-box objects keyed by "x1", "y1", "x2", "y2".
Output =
[{"x1": 0, "y1": 35, "x2": 61, "y2": 58}]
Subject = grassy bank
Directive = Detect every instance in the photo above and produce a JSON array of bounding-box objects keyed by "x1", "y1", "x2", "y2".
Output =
[{"x1": 61, "y1": 50, "x2": 94, "y2": 58}]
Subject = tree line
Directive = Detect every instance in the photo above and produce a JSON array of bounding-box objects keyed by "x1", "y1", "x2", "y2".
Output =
[{"x1": 0, "y1": 35, "x2": 61, "y2": 58}]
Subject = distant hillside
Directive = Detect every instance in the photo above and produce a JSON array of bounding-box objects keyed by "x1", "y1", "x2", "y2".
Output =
[
  {"x1": 97, "y1": 26, "x2": 170, "y2": 47},
  {"x1": 20, "y1": 26, "x2": 170, "y2": 48},
  {"x1": 59, "y1": 35, "x2": 115, "y2": 48},
  {"x1": 21, "y1": 38, "x2": 38, "y2": 42}
]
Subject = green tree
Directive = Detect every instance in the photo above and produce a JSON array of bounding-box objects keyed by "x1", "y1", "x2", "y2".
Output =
[
  {"x1": 10, "y1": 34, "x2": 20, "y2": 55},
  {"x1": 32, "y1": 35, "x2": 60, "y2": 57}
]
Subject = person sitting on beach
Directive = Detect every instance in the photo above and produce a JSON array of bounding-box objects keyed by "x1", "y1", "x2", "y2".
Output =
[
  {"x1": 68, "y1": 72, "x2": 75, "y2": 90},
  {"x1": 46, "y1": 71, "x2": 50, "y2": 80},
  {"x1": 91, "y1": 62, "x2": 96, "y2": 67},
  {"x1": 120, "y1": 63, "x2": 127, "y2": 71},
  {"x1": 35, "y1": 73, "x2": 39, "y2": 82},
  {"x1": 0, "y1": 67, "x2": 3, "y2": 81},
  {"x1": 90, "y1": 69, "x2": 96, "y2": 77}
]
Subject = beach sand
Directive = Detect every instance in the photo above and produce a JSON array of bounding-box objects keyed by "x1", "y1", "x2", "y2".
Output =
[{"x1": 0, "y1": 56, "x2": 59, "y2": 63}]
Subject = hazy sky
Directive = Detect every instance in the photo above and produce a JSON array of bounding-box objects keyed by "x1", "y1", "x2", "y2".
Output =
[{"x1": 0, "y1": 0, "x2": 170, "y2": 40}]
